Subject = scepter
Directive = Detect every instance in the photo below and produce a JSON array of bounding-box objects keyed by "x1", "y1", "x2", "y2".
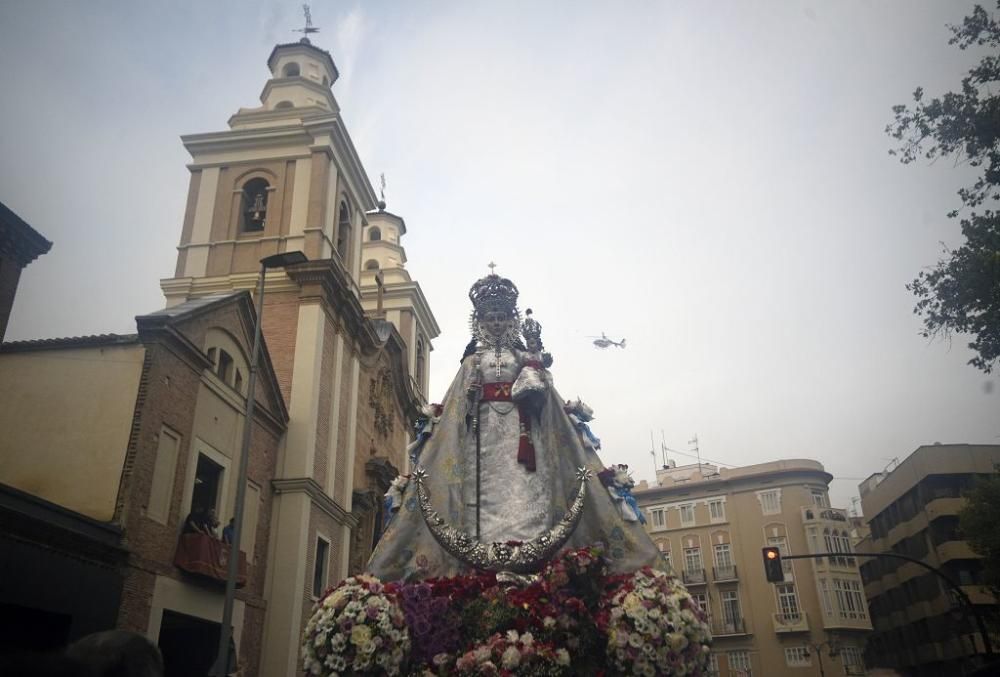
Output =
[{"x1": 468, "y1": 351, "x2": 483, "y2": 541}]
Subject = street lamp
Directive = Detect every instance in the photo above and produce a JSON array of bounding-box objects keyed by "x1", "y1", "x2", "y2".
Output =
[
  {"x1": 804, "y1": 637, "x2": 841, "y2": 677},
  {"x1": 212, "y1": 250, "x2": 307, "y2": 677}
]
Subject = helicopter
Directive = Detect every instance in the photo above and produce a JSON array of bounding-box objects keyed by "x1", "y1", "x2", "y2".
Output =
[{"x1": 588, "y1": 333, "x2": 626, "y2": 349}]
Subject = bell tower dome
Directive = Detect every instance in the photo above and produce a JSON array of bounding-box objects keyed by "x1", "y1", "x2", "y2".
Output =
[{"x1": 259, "y1": 39, "x2": 339, "y2": 113}]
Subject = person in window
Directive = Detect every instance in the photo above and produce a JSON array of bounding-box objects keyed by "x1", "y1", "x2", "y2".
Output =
[
  {"x1": 203, "y1": 508, "x2": 220, "y2": 539},
  {"x1": 181, "y1": 506, "x2": 207, "y2": 535},
  {"x1": 222, "y1": 518, "x2": 235, "y2": 544},
  {"x1": 366, "y1": 272, "x2": 662, "y2": 581}
]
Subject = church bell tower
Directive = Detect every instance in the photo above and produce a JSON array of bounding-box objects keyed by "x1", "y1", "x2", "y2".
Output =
[{"x1": 161, "y1": 36, "x2": 373, "y2": 305}]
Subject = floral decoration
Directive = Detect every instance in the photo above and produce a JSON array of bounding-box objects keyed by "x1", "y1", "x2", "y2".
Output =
[
  {"x1": 303, "y1": 547, "x2": 712, "y2": 676},
  {"x1": 598, "y1": 568, "x2": 712, "y2": 676},
  {"x1": 301, "y1": 574, "x2": 410, "y2": 676}
]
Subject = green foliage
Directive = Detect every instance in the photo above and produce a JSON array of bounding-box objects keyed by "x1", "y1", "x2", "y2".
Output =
[
  {"x1": 958, "y1": 472, "x2": 1000, "y2": 593},
  {"x1": 887, "y1": 3, "x2": 1000, "y2": 373}
]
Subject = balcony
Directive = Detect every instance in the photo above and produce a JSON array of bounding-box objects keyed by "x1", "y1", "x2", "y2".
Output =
[
  {"x1": 935, "y1": 539, "x2": 976, "y2": 564},
  {"x1": 713, "y1": 564, "x2": 738, "y2": 581},
  {"x1": 682, "y1": 568, "x2": 706, "y2": 585},
  {"x1": 822, "y1": 609, "x2": 873, "y2": 631},
  {"x1": 712, "y1": 618, "x2": 748, "y2": 636},
  {"x1": 801, "y1": 506, "x2": 849, "y2": 523},
  {"x1": 772, "y1": 611, "x2": 809, "y2": 633},
  {"x1": 174, "y1": 533, "x2": 247, "y2": 587}
]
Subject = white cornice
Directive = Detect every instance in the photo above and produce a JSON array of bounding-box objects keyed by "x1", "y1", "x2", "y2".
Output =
[{"x1": 272, "y1": 477, "x2": 358, "y2": 528}]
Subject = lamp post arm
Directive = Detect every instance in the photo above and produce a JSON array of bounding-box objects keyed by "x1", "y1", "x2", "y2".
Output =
[
  {"x1": 783, "y1": 551, "x2": 993, "y2": 657},
  {"x1": 213, "y1": 264, "x2": 267, "y2": 676}
]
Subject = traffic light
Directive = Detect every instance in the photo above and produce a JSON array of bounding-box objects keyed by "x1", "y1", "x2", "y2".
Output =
[{"x1": 762, "y1": 546, "x2": 784, "y2": 582}]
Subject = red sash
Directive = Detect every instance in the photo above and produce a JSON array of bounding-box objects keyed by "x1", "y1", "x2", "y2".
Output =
[{"x1": 480, "y1": 381, "x2": 536, "y2": 471}]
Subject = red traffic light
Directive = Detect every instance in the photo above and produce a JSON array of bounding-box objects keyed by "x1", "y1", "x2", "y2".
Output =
[{"x1": 762, "y1": 546, "x2": 784, "y2": 582}]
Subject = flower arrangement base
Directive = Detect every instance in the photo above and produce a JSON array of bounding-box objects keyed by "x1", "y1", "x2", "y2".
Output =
[{"x1": 303, "y1": 547, "x2": 712, "y2": 676}]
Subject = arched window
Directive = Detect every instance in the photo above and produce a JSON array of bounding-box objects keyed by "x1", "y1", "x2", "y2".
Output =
[
  {"x1": 364, "y1": 259, "x2": 379, "y2": 271},
  {"x1": 282, "y1": 62, "x2": 300, "y2": 77},
  {"x1": 274, "y1": 100, "x2": 294, "y2": 109},
  {"x1": 416, "y1": 337, "x2": 426, "y2": 391},
  {"x1": 240, "y1": 178, "x2": 270, "y2": 232},
  {"x1": 205, "y1": 329, "x2": 249, "y2": 395},
  {"x1": 369, "y1": 227, "x2": 381, "y2": 241},
  {"x1": 336, "y1": 201, "x2": 351, "y2": 258}
]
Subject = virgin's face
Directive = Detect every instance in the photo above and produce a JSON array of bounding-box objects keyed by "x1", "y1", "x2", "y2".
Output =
[{"x1": 481, "y1": 310, "x2": 511, "y2": 339}]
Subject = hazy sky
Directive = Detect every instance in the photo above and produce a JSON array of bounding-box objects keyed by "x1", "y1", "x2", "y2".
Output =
[{"x1": 2, "y1": 1, "x2": 997, "y2": 511}]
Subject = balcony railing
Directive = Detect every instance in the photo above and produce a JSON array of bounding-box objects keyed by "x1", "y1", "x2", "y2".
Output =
[
  {"x1": 174, "y1": 533, "x2": 247, "y2": 587},
  {"x1": 772, "y1": 611, "x2": 809, "y2": 633},
  {"x1": 713, "y1": 564, "x2": 738, "y2": 581},
  {"x1": 683, "y1": 568, "x2": 706, "y2": 585},
  {"x1": 712, "y1": 618, "x2": 747, "y2": 636},
  {"x1": 802, "y1": 506, "x2": 849, "y2": 523}
]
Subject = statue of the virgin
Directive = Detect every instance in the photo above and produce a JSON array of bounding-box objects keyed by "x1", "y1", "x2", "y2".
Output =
[{"x1": 367, "y1": 272, "x2": 662, "y2": 581}]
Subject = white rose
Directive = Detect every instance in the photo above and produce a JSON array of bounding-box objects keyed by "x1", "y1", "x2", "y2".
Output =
[{"x1": 501, "y1": 646, "x2": 521, "y2": 669}]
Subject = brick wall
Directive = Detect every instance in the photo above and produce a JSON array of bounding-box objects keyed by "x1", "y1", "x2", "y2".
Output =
[
  {"x1": 313, "y1": 314, "x2": 336, "y2": 483},
  {"x1": 115, "y1": 299, "x2": 285, "y2": 677}
]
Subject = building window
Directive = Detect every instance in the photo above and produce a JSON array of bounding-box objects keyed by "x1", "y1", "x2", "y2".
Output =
[
  {"x1": 650, "y1": 508, "x2": 665, "y2": 529},
  {"x1": 416, "y1": 338, "x2": 426, "y2": 392},
  {"x1": 840, "y1": 646, "x2": 864, "y2": 674},
  {"x1": 679, "y1": 503, "x2": 695, "y2": 526},
  {"x1": 365, "y1": 259, "x2": 380, "y2": 271},
  {"x1": 274, "y1": 100, "x2": 294, "y2": 109},
  {"x1": 784, "y1": 647, "x2": 811, "y2": 667},
  {"x1": 708, "y1": 653, "x2": 720, "y2": 677},
  {"x1": 336, "y1": 201, "x2": 352, "y2": 259},
  {"x1": 369, "y1": 226, "x2": 381, "y2": 241},
  {"x1": 148, "y1": 427, "x2": 180, "y2": 525},
  {"x1": 728, "y1": 650, "x2": 751, "y2": 675},
  {"x1": 811, "y1": 489, "x2": 829, "y2": 507},
  {"x1": 758, "y1": 489, "x2": 781, "y2": 515},
  {"x1": 818, "y1": 578, "x2": 833, "y2": 615},
  {"x1": 240, "y1": 178, "x2": 270, "y2": 232},
  {"x1": 313, "y1": 536, "x2": 330, "y2": 597},
  {"x1": 776, "y1": 583, "x2": 801, "y2": 621},
  {"x1": 709, "y1": 499, "x2": 725, "y2": 522},
  {"x1": 714, "y1": 543, "x2": 735, "y2": 579},
  {"x1": 832, "y1": 578, "x2": 867, "y2": 619},
  {"x1": 192, "y1": 453, "x2": 223, "y2": 515},
  {"x1": 767, "y1": 535, "x2": 792, "y2": 574},
  {"x1": 684, "y1": 546, "x2": 703, "y2": 575},
  {"x1": 217, "y1": 349, "x2": 234, "y2": 384},
  {"x1": 283, "y1": 62, "x2": 300, "y2": 77},
  {"x1": 721, "y1": 591, "x2": 742, "y2": 628},
  {"x1": 692, "y1": 592, "x2": 709, "y2": 618}
]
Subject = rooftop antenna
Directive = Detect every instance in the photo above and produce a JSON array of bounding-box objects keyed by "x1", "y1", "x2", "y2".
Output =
[
  {"x1": 293, "y1": 4, "x2": 320, "y2": 43},
  {"x1": 379, "y1": 173, "x2": 387, "y2": 208},
  {"x1": 660, "y1": 429, "x2": 669, "y2": 468},
  {"x1": 689, "y1": 434, "x2": 701, "y2": 475},
  {"x1": 649, "y1": 431, "x2": 659, "y2": 484}
]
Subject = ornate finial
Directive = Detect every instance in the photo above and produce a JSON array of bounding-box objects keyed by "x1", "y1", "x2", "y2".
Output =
[
  {"x1": 293, "y1": 4, "x2": 320, "y2": 43},
  {"x1": 378, "y1": 173, "x2": 387, "y2": 211},
  {"x1": 488, "y1": 261, "x2": 497, "y2": 274}
]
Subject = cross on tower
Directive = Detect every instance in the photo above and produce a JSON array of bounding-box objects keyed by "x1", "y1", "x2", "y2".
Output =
[{"x1": 488, "y1": 261, "x2": 497, "y2": 275}]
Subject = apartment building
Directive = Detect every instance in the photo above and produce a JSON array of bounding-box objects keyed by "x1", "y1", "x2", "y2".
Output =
[
  {"x1": 857, "y1": 444, "x2": 1000, "y2": 676},
  {"x1": 635, "y1": 459, "x2": 871, "y2": 676}
]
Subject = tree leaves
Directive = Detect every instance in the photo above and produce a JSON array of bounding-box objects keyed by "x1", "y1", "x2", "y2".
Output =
[{"x1": 888, "y1": 2, "x2": 1000, "y2": 373}]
